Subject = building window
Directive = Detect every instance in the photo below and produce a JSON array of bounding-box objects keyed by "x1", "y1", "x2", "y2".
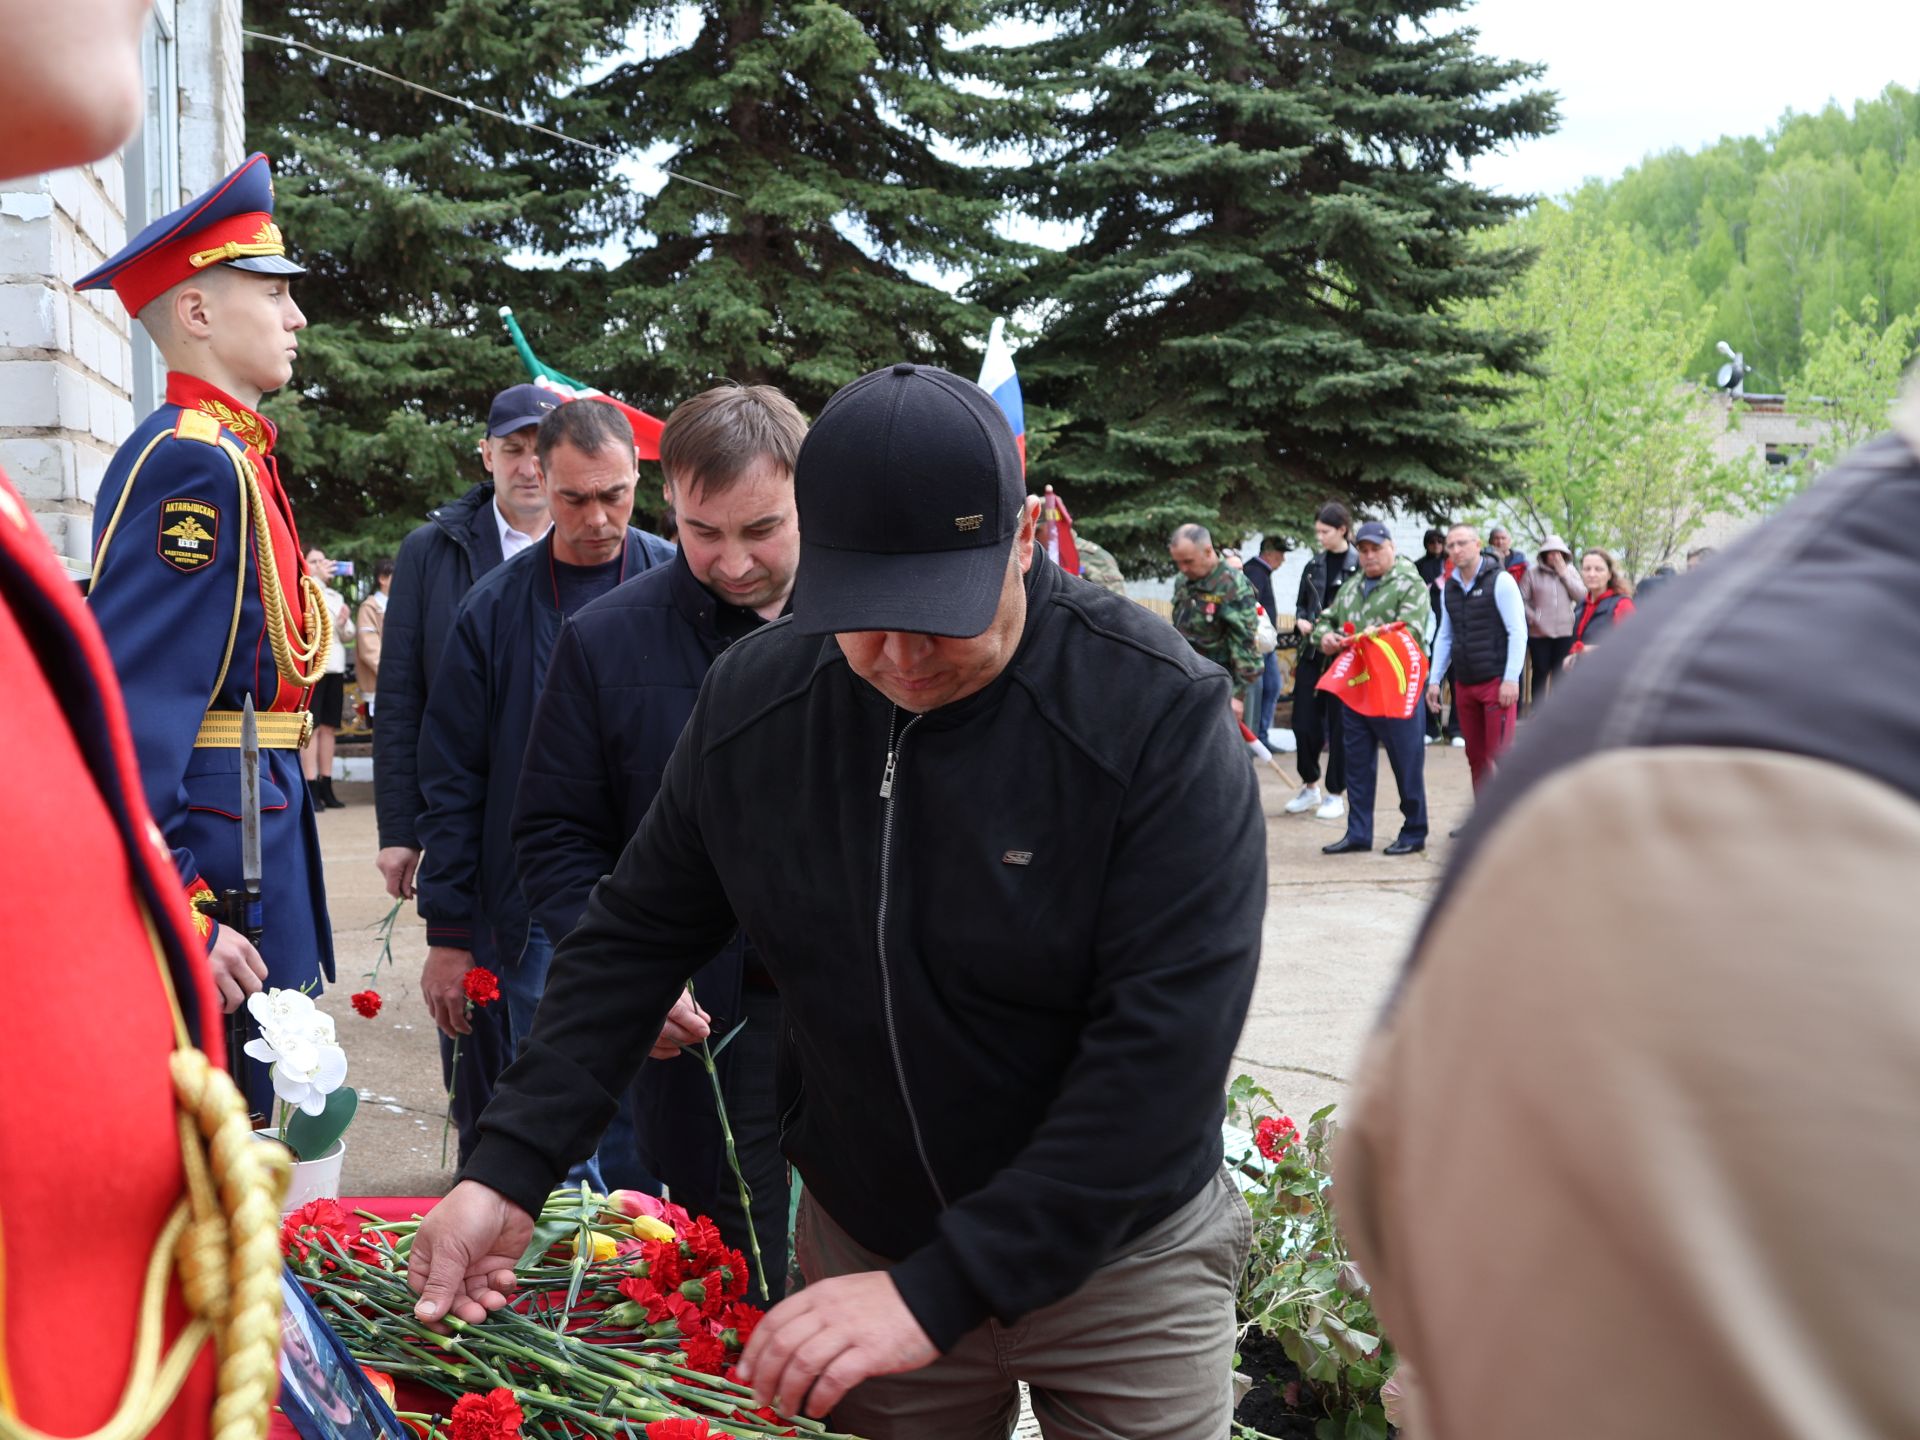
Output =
[{"x1": 125, "y1": 0, "x2": 180, "y2": 416}]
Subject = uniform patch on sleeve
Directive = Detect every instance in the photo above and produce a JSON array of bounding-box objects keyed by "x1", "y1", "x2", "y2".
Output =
[{"x1": 157, "y1": 497, "x2": 220, "y2": 572}]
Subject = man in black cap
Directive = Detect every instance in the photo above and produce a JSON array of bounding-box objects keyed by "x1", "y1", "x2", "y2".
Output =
[
  {"x1": 407, "y1": 363, "x2": 1266, "y2": 1438},
  {"x1": 372, "y1": 381, "x2": 556, "y2": 1162}
]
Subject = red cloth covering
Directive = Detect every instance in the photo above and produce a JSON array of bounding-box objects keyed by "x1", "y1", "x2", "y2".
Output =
[{"x1": 0, "y1": 470, "x2": 219, "y2": 1436}]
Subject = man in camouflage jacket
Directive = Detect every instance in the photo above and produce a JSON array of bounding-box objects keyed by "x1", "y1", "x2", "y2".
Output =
[
  {"x1": 1168, "y1": 524, "x2": 1263, "y2": 714},
  {"x1": 1309, "y1": 522, "x2": 1431, "y2": 856}
]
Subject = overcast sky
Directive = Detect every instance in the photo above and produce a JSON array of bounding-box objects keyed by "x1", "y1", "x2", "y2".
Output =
[{"x1": 1462, "y1": 0, "x2": 1920, "y2": 200}]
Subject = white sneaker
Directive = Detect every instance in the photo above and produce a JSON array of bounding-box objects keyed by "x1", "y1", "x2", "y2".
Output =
[
  {"x1": 1422, "y1": 733, "x2": 1433, "y2": 746},
  {"x1": 1316, "y1": 794, "x2": 1347, "y2": 820},
  {"x1": 1284, "y1": 784, "x2": 1322, "y2": 815},
  {"x1": 1451, "y1": 736, "x2": 1466, "y2": 748}
]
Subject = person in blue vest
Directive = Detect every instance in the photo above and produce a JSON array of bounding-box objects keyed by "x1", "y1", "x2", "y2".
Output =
[
  {"x1": 77, "y1": 152, "x2": 331, "y2": 1116},
  {"x1": 416, "y1": 398, "x2": 674, "y2": 1186}
]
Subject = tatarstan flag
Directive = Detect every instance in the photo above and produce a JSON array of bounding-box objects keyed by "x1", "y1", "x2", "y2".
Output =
[
  {"x1": 500, "y1": 307, "x2": 665, "y2": 459},
  {"x1": 1316, "y1": 621, "x2": 1428, "y2": 721}
]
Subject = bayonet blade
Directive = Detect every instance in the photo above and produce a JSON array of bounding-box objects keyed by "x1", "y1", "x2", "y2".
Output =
[{"x1": 240, "y1": 696, "x2": 262, "y2": 889}]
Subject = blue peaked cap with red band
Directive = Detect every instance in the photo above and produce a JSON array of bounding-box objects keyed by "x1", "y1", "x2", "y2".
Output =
[{"x1": 74, "y1": 152, "x2": 304, "y2": 314}]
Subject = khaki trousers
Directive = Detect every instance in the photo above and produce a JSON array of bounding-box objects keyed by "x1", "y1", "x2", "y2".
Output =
[{"x1": 798, "y1": 1169, "x2": 1251, "y2": 1440}]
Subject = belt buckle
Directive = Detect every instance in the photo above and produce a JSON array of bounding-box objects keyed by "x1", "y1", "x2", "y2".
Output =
[{"x1": 297, "y1": 712, "x2": 315, "y2": 750}]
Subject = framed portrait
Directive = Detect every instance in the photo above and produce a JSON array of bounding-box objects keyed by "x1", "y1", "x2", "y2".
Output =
[{"x1": 277, "y1": 1271, "x2": 410, "y2": 1440}]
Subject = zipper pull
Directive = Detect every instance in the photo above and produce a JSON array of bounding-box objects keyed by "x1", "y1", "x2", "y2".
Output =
[{"x1": 879, "y1": 750, "x2": 898, "y2": 800}]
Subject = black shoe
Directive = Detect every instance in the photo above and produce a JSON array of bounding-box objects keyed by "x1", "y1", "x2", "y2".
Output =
[
  {"x1": 1321, "y1": 836, "x2": 1371, "y2": 855},
  {"x1": 319, "y1": 776, "x2": 347, "y2": 809},
  {"x1": 1383, "y1": 837, "x2": 1425, "y2": 856}
]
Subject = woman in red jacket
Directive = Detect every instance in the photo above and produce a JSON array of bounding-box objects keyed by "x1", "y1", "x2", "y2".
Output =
[{"x1": 1567, "y1": 548, "x2": 1636, "y2": 667}]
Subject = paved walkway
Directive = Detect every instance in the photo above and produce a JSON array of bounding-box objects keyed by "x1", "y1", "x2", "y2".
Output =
[{"x1": 311, "y1": 744, "x2": 1476, "y2": 1196}]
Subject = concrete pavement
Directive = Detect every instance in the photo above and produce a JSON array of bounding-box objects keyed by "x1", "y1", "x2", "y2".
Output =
[{"x1": 312, "y1": 742, "x2": 1475, "y2": 1196}]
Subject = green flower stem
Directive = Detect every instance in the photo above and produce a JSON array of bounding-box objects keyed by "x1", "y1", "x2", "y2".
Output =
[{"x1": 688, "y1": 982, "x2": 768, "y2": 1302}]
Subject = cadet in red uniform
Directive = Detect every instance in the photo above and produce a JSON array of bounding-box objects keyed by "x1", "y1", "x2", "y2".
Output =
[
  {"x1": 0, "y1": 1, "x2": 284, "y2": 1434},
  {"x1": 78, "y1": 152, "x2": 334, "y2": 1115}
]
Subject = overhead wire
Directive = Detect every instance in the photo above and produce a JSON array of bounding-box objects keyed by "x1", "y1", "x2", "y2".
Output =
[{"x1": 239, "y1": 29, "x2": 743, "y2": 201}]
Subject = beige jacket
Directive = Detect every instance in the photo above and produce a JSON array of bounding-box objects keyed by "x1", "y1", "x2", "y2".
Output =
[
  {"x1": 1517, "y1": 548, "x2": 1584, "y2": 638},
  {"x1": 1337, "y1": 377, "x2": 1920, "y2": 1440},
  {"x1": 355, "y1": 590, "x2": 386, "y2": 695}
]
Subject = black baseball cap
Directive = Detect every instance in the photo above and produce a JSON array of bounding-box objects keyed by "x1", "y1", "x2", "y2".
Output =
[
  {"x1": 487, "y1": 383, "x2": 559, "y2": 437},
  {"x1": 792, "y1": 363, "x2": 1024, "y2": 638},
  {"x1": 1355, "y1": 521, "x2": 1393, "y2": 545}
]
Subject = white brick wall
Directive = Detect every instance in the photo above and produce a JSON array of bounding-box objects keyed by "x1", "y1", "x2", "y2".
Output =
[{"x1": 0, "y1": 0, "x2": 242, "y2": 568}]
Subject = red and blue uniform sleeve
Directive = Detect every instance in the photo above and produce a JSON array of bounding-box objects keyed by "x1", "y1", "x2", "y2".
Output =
[{"x1": 87, "y1": 431, "x2": 247, "y2": 922}]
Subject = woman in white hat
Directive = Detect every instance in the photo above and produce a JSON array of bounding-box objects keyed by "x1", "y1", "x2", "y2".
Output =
[{"x1": 1519, "y1": 534, "x2": 1585, "y2": 709}]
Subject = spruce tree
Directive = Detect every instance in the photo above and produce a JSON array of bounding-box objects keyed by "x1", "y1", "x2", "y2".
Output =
[
  {"x1": 579, "y1": 1, "x2": 1021, "y2": 419},
  {"x1": 984, "y1": 0, "x2": 1557, "y2": 568},
  {"x1": 244, "y1": 1, "x2": 647, "y2": 547}
]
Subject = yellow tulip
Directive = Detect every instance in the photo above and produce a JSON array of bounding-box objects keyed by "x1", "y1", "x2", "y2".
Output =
[
  {"x1": 630, "y1": 1214, "x2": 677, "y2": 1244},
  {"x1": 569, "y1": 1231, "x2": 620, "y2": 1262}
]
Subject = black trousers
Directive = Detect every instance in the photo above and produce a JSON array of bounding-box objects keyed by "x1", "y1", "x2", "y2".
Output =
[
  {"x1": 1292, "y1": 658, "x2": 1346, "y2": 793},
  {"x1": 1526, "y1": 635, "x2": 1575, "y2": 713},
  {"x1": 1341, "y1": 705, "x2": 1429, "y2": 848}
]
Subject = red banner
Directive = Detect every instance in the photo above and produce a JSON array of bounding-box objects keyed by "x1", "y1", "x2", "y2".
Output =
[{"x1": 1315, "y1": 620, "x2": 1428, "y2": 721}]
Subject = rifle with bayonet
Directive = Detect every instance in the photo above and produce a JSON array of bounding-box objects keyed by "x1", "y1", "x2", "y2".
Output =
[{"x1": 192, "y1": 695, "x2": 266, "y2": 1125}]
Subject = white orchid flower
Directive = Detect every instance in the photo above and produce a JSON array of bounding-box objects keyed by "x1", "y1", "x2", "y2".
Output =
[{"x1": 244, "y1": 986, "x2": 349, "y2": 1117}]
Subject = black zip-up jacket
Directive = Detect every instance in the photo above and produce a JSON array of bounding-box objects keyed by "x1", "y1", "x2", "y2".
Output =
[
  {"x1": 374, "y1": 483, "x2": 506, "y2": 850},
  {"x1": 464, "y1": 557, "x2": 1266, "y2": 1351}
]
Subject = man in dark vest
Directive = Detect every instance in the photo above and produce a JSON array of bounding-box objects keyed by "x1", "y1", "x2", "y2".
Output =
[{"x1": 1426, "y1": 523, "x2": 1526, "y2": 800}]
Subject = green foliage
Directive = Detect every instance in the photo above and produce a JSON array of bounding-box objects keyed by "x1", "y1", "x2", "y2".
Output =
[
  {"x1": 244, "y1": 0, "x2": 650, "y2": 548},
  {"x1": 283, "y1": 1085, "x2": 357, "y2": 1163},
  {"x1": 1586, "y1": 84, "x2": 1920, "y2": 386},
  {"x1": 1227, "y1": 1077, "x2": 1393, "y2": 1430},
  {"x1": 1791, "y1": 293, "x2": 1920, "y2": 478},
  {"x1": 1463, "y1": 199, "x2": 1778, "y2": 575},
  {"x1": 579, "y1": 0, "x2": 1022, "y2": 419},
  {"x1": 980, "y1": 0, "x2": 1558, "y2": 571}
]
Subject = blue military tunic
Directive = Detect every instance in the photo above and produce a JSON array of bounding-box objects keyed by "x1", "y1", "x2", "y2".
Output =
[{"x1": 88, "y1": 373, "x2": 335, "y2": 1021}]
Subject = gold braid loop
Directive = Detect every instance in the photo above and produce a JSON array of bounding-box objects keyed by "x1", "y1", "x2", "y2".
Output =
[
  {"x1": 236, "y1": 454, "x2": 330, "y2": 689},
  {"x1": 170, "y1": 1050, "x2": 290, "y2": 1440}
]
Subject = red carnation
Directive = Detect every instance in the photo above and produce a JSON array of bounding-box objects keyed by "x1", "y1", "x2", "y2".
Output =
[
  {"x1": 643, "y1": 1421, "x2": 712, "y2": 1440},
  {"x1": 635, "y1": 1237, "x2": 686, "y2": 1288},
  {"x1": 681, "y1": 1331, "x2": 730, "y2": 1375},
  {"x1": 350, "y1": 989, "x2": 383, "y2": 1018},
  {"x1": 463, "y1": 966, "x2": 501, "y2": 1007},
  {"x1": 281, "y1": 1198, "x2": 382, "y2": 1271},
  {"x1": 449, "y1": 1388, "x2": 523, "y2": 1440},
  {"x1": 1255, "y1": 1115, "x2": 1298, "y2": 1163},
  {"x1": 683, "y1": 1216, "x2": 728, "y2": 1267},
  {"x1": 718, "y1": 1300, "x2": 762, "y2": 1350}
]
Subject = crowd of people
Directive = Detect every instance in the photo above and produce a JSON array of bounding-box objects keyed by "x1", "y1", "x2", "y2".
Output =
[{"x1": 1166, "y1": 501, "x2": 1661, "y2": 851}]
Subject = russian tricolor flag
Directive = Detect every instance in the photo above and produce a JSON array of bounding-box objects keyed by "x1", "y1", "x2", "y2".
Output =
[{"x1": 977, "y1": 317, "x2": 1026, "y2": 474}]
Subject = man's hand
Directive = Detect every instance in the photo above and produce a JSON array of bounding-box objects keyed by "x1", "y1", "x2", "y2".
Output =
[
  {"x1": 735, "y1": 1272, "x2": 939, "y2": 1418},
  {"x1": 1498, "y1": 679, "x2": 1520, "y2": 709},
  {"x1": 1294, "y1": 616, "x2": 1313, "y2": 636},
  {"x1": 649, "y1": 990, "x2": 713, "y2": 1060},
  {"x1": 406, "y1": 1180, "x2": 533, "y2": 1327},
  {"x1": 207, "y1": 925, "x2": 268, "y2": 1014},
  {"x1": 1319, "y1": 632, "x2": 1341, "y2": 655},
  {"x1": 376, "y1": 846, "x2": 422, "y2": 900},
  {"x1": 423, "y1": 946, "x2": 475, "y2": 1037},
  {"x1": 1425, "y1": 684, "x2": 1442, "y2": 715}
]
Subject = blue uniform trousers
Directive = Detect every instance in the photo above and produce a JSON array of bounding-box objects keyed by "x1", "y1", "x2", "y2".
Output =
[{"x1": 1339, "y1": 704, "x2": 1428, "y2": 848}]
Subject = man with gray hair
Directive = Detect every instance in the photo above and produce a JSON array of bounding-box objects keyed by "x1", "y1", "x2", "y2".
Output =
[{"x1": 1169, "y1": 522, "x2": 1264, "y2": 718}]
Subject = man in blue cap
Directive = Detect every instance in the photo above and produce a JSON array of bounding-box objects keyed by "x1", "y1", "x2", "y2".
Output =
[
  {"x1": 373, "y1": 380, "x2": 557, "y2": 1163},
  {"x1": 78, "y1": 151, "x2": 331, "y2": 1114}
]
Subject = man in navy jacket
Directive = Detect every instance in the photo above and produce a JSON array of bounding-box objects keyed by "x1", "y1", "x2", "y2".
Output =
[
  {"x1": 416, "y1": 399, "x2": 673, "y2": 1185},
  {"x1": 513, "y1": 382, "x2": 807, "y2": 1297},
  {"x1": 374, "y1": 383, "x2": 555, "y2": 1162}
]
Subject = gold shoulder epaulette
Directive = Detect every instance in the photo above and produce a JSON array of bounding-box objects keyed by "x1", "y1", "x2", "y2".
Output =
[{"x1": 173, "y1": 409, "x2": 222, "y2": 445}]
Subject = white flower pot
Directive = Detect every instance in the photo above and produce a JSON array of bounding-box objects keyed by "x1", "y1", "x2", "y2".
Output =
[{"x1": 255, "y1": 1128, "x2": 347, "y2": 1213}]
